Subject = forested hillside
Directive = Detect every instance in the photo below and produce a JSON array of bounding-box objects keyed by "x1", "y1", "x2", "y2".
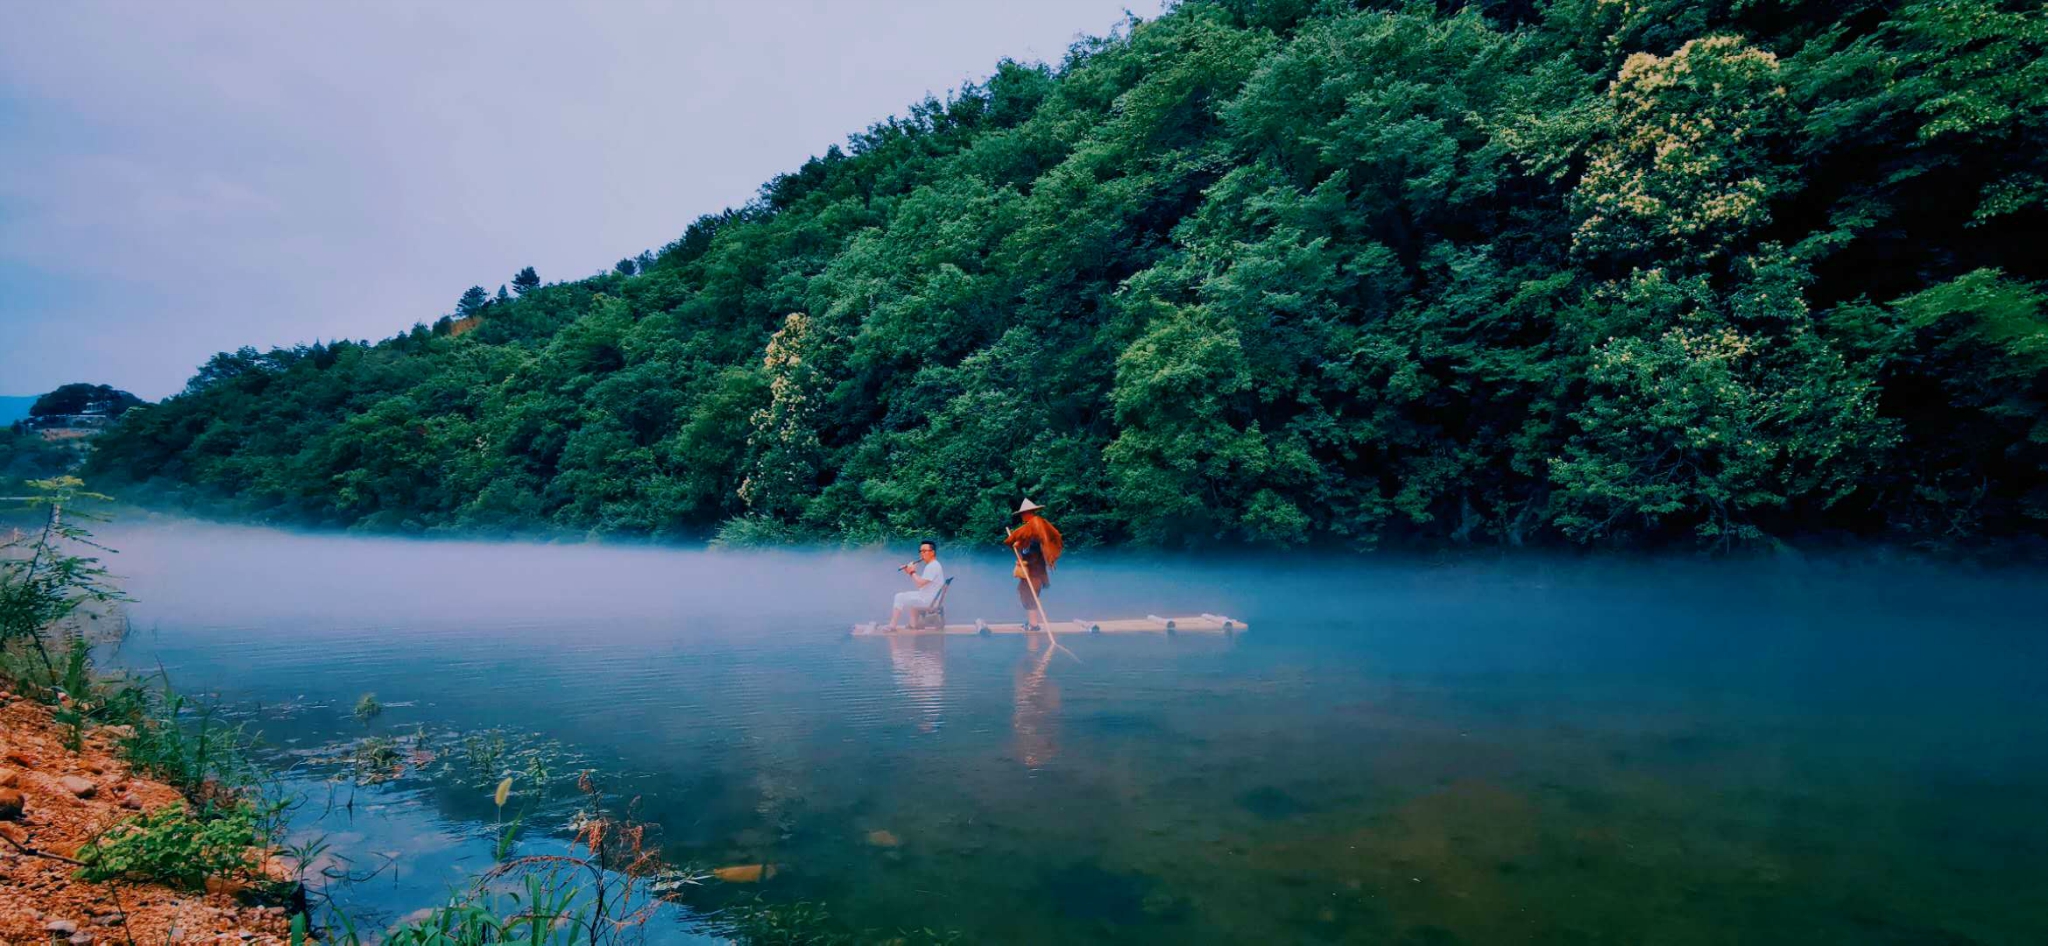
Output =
[{"x1": 87, "y1": 0, "x2": 2048, "y2": 550}]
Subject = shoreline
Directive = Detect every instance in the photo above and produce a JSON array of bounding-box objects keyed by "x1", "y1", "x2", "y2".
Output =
[
  {"x1": 60, "y1": 498, "x2": 2048, "y2": 572},
  {"x1": 0, "y1": 687, "x2": 289, "y2": 945}
]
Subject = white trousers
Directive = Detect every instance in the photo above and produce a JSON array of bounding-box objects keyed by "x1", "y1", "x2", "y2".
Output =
[{"x1": 894, "y1": 589, "x2": 936, "y2": 609}]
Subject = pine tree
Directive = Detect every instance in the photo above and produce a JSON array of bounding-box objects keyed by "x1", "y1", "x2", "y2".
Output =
[
  {"x1": 456, "y1": 286, "x2": 490, "y2": 316},
  {"x1": 511, "y1": 267, "x2": 541, "y2": 295}
]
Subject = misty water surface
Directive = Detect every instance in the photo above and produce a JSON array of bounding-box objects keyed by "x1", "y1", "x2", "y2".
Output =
[{"x1": 97, "y1": 522, "x2": 2048, "y2": 944}]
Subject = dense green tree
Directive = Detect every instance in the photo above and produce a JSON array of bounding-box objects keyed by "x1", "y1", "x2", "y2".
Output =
[
  {"x1": 30, "y1": 383, "x2": 142, "y2": 418},
  {"x1": 82, "y1": 0, "x2": 2048, "y2": 552},
  {"x1": 1548, "y1": 257, "x2": 1894, "y2": 545}
]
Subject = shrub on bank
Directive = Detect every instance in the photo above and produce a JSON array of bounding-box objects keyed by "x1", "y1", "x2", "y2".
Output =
[{"x1": 76, "y1": 803, "x2": 261, "y2": 891}]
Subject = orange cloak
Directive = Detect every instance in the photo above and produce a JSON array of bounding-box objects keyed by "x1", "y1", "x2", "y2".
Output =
[{"x1": 1005, "y1": 513, "x2": 1063, "y2": 570}]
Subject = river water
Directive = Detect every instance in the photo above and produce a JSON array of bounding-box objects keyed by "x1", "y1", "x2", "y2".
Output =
[{"x1": 95, "y1": 523, "x2": 2048, "y2": 944}]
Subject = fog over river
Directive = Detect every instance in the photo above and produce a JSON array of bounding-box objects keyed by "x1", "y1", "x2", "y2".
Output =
[{"x1": 93, "y1": 522, "x2": 2048, "y2": 944}]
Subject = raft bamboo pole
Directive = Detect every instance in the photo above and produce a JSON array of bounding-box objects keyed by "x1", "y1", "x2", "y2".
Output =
[{"x1": 1011, "y1": 540, "x2": 1077, "y2": 663}]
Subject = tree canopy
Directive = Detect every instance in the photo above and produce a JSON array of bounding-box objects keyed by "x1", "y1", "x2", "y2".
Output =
[
  {"x1": 31, "y1": 384, "x2": 141, "y2": 419},
  {"x1": 84, "y1": 0, "x2": 2048, "y2": 551}
]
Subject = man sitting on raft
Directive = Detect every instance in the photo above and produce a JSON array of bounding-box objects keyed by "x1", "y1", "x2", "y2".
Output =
[{"x1": 883, "y1": 539, "x2": 945, "y2": 631}]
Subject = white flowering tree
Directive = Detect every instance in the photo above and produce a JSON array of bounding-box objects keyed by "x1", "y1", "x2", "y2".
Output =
[{"x1": 737, "y1": 312, "x2": 827, "y2": 522}]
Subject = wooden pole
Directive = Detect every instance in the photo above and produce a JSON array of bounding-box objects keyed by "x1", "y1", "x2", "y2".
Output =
[{"x1": 1010, "y1": 537, "x2": 1076, "y2": 662}]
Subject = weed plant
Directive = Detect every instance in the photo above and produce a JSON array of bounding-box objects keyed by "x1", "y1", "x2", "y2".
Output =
[
  {"x1": 76, "y1": 802, "x2": 262, "y2": 890},
  {"x1": 381, "y1": 873, "x2": 590, "y2": 945},
  {"x1": 117, "y1": 671, "x2": 262, "y2": 803},
  {"x1": 0, "y1": 477, "x2": 126, "y2": 694}
]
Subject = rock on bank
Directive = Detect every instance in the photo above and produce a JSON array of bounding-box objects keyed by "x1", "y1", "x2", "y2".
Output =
[{"x1": 0, "y1": 688, "x2": 289, "y2": 945}]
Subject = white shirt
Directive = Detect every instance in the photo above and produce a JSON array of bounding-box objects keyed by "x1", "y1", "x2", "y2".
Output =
[{"x1": 914, "y1": 559, "x2": 945, "y2": 603}]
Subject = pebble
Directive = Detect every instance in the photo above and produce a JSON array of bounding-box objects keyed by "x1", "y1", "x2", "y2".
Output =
[
  {"x1": 93, "y1": 914, "x2": 125, "y2": 927},
  {"x1": 0, "y1": 786, "x2": 24, "y2": 820},
  {"x1": 119, "y1": 794, "x2": 144, "y2": 810},
  {"x1": 0, "y1": 767, "x2": 19, "y2": 787},
  {"x1": 46, "y1": 920, "x2": 79, "y2": 934},
  {"x1": 59, "y1": 774, "x2": 97, "y2": 798},
  {"x1": 69, "y1": 933, "x2": 94, "y2": 946}
]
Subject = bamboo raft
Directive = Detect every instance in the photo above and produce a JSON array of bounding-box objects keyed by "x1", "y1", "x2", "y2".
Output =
[{"x1": 851, "y1": 614, "x2": 1245, "y2": 637}]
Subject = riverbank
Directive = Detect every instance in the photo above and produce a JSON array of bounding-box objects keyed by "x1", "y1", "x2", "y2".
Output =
[{"x1": 0, "y1": 687, "x2": 289, "y2": 945}]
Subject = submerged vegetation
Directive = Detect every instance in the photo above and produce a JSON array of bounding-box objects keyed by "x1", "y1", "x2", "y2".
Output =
[
  {"x1": 83, "y1": 0, "x2": 2048, "y2": 551},
  {"x1": 2, "y1": 485, "x2": 954, "y2": 943}
]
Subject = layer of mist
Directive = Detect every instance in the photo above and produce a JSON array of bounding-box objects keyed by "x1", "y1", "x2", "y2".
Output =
[{"x1": 85, "y1": 519, "x2": 2048, "y2": 944}]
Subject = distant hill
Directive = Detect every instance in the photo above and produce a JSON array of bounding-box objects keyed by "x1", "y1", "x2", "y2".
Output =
[{"x1": 0, "y1": 397, "x2": 34, "y2": 426}]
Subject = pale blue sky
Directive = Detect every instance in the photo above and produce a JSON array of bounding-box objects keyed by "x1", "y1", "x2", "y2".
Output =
[{"x1": 0, "y1": 0, "x2": 1166, "y2": 399}]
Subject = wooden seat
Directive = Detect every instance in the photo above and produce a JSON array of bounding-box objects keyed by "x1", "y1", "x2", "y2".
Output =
[{"x1": 908, "y1": 577, "x2": 953, "y2": 629}]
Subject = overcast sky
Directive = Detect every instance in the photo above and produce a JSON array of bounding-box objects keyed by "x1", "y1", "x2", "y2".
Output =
[{"x1": 0, "y1": 0, "x2": 1166, "y2": 400}]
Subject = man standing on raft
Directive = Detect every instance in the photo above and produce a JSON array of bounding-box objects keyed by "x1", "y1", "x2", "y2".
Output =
[{"x1": 1004, "y1": 499, "x2": 1063, "y2": 630}]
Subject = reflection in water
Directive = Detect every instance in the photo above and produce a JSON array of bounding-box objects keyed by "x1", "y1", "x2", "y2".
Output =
[
  {"x1": 886, "y1": 633, "x2": 946, "y2": 733},
  {"x1": 93, "y1": 524, "x2": 2048, "y2": 945},
  {"x1": 1011, "y1": 631, "x2": 1062, "y2": 769}
]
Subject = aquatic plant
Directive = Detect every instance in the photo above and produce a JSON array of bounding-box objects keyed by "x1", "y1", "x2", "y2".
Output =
[
  {"x1": 519, "y1": 744, "x2": 556, "y2": 787},
  {"x1": 380, "y1": 872, "x2": 589, "y2": 945},
  {"x1": 350, "y1": 735, "x2": 404, "y2": 782},
  {"x1": 349, "y1": 771, "x2": 669, "y2": 945},
  {"x1": 354, "y1": 692, "x2": 384, "y2": 725},
  {"x1": 465, "y1": 731, "x2": 509, "y2": 778},
  {"x1": 714, "y1": 896, "x2": 844, "y2": 946},
  {"x1": 711, "y1": 893, "x2": 965, "y2": 946}
]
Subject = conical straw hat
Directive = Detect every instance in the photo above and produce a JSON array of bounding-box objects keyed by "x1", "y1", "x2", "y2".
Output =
[{"x1": 1015, "y1": 498, "x2": 1044, "y2": 514}]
